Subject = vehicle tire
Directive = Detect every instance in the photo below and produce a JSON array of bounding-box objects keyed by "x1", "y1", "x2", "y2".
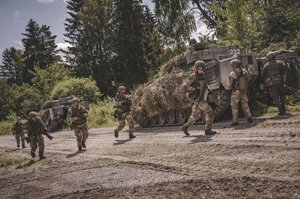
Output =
[
  {"x1": 175, "y1": 110, "x2": 186, "y2": 124},
  {"x1": 166, "y1": 110, "x2": 176, "y2": 124}
]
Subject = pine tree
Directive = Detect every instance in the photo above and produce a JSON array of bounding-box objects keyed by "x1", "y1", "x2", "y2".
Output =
[
  {"x1": 113, "y1": 0, "x2": 153, "y2": 88},
  {"x1": 22, "y1": 19, "x2": 59, "y2": 83},
  {"x1": 64, "y1": 0, "x2": 84, "y2": 69},
  {"x1": 1, "y1": 47, "x2": 25, "y2": 83},
  {"x1": 77, "y1": 0, "x2": 116, "y2": 95}
]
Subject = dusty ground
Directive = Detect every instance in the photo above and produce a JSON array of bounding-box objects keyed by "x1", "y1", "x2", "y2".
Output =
[{"x1": 0, "y1": 115, "x2": 299, "y2": 199}]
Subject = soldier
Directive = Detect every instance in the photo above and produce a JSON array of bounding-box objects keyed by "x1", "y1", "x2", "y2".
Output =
[
  {"x1": 229, "y1": 59, "x2": 253, "y2": 126},
  {"x1": 12, "y1": 116, "x2": 26, "y2": 148},
  {"x1": 25, "y1": 111, "x2": 47, "y2": 160},
  {"x1": 114, "y1": 86, "x2": 136, "y2": 139},
  {"x1": 68, "y1": 97, "x2": 89, "y2": 151},
  {"x1": 263, "y1": 51, "x2": 289, "y2": 115},
  {"x1": 180, "y1": 60, "x2": 217, "y2": 136}
]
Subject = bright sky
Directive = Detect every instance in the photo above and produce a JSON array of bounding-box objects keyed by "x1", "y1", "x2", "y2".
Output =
[{"x1": 0, "y1": 0, "x2": 208, "y2": 62}]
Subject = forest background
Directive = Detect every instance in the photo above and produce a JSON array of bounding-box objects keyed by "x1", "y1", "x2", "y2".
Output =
[{"x1": 1, "y1": 0, "x2": 300, "y2": 134}]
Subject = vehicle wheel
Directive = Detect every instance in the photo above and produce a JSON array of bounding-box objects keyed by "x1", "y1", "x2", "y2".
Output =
[
  {"x1": 148, "y1": 117, "x2": 157, "y2": 126},
  {"x1": 48, "y1": 119, "x2": 59, "y2": 132},
  {"x1": 211, "y1": 88, "x2": 231, "y2": 120},
  {"x1": 166, "y1": 110, "x2": 176, "y2": 124},
  {"x1": 157, "y1": 113, "x2": 166, "y2": 126},
  {"x1": 175, "y1": 110, "x2": 186, "y2": 124}
]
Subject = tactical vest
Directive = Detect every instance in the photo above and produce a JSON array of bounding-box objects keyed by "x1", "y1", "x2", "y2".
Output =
[
  {"x1": 188, "y1": 74, "x2": 207, "y2": 101},
  {"x1": 233, "y1": 70, "x2": 248, "y2": 90},
  {"x1": 69, "y1": 106, "x2": 87, "y2": 125},
  {"x1": 265, "y1": 60, "x2": 282, "y2": 82},
  {"x1": 26, "y1": 118, "x2": 46, "y2": 136},
  {"x1": 13, "y1": 122, "x2": 23, "y2": 134},
  {"x1": 115, "y1": 94, "x2": 132, "y2": 112}
]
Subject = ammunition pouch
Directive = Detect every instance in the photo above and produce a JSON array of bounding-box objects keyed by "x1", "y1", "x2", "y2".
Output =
[{"x1": 113, "y1": 109, "x2": 123, "y2": 120}]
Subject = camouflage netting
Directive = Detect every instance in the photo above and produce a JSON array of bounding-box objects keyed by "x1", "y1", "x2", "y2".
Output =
[{"x1": 132, "y1": 54, "x2": 195, "y2": 124}]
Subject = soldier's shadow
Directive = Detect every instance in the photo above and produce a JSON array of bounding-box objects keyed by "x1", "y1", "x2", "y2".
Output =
[
  {"x1": 113, "y1": 138, "x2": 133, "y2": 145},
  {"x1": 65, "y1": 150, "x2": 86, "y2": 158},
  {"x1": 188, "y1": 134, "x2": 215, "y2": 144},
  {"x1": 16, "y1": 160, "x2": 36, "y2": 169},
  {"x1": 233, "y1": 118, "x2": 266, "y2": 130}
]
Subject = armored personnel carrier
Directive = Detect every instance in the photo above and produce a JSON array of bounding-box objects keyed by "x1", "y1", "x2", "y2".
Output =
[
  {"x1": 40, "y1": 96, "x2": 89, "y2": 132},
  {"x1": 131, "y1": 44, "x2": 299, "y2": 127}
]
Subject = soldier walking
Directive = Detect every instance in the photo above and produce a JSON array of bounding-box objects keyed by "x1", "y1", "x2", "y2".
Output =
[
  {"x1": 68, "y1": 98, "x2": 89, "y2": 151},
  {"x1": 229, "y1": 59, "x2": 253, "y2": 126},
  {"x1": 180, "y1": 60, "x2": 217, "y2": 136},
  {"x1": 263, "y1": 52, "x2": 289, "y2": 116},
  {"x1": 24, "y1": 112, "x2": 47, "y2": 160},
  {"x1": 12, "y1": 116, "x2": 26, "y2": 148},
  {"x1": 114, "y1": 86, "x2": 136, "y2": 139}
]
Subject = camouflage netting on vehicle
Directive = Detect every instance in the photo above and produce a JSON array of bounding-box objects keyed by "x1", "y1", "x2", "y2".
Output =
[{"x1": 132, "y1": 54, "x2": 194, "y2": 123}]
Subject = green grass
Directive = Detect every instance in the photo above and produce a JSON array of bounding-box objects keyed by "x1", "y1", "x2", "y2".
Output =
[
  {"x1": 0, "y1": 156, "x2": 28, "y2": 167},
  {"x1": 0, "y1": 120, "x2": 12, "y2": 136},
  {"x1": 87, "y1": 98, "x2": 118, "y2": 128}
]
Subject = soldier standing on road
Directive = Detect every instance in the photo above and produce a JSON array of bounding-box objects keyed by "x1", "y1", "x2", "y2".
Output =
[
  {"x1": 263, "y1": 52, "x2": 289, "y2": 116},
  {"x1": 114, "y1": 86, "x2": 136, "y2": 139},
  {"x1": 24, "y1": 112, "x2": 47, "y2": 160},
  {"x1": 180, "y1": 60, "x2": 217, "y2": 136},
  {"x1": 229, "y1": 59, "x2": 253, "y2": 126},
  {"x1": 68, "y1": 98, "x2": 89, "y2": 151},
  {"x1": 12, "y1": 116, "x2": 26, "y2": 148}
]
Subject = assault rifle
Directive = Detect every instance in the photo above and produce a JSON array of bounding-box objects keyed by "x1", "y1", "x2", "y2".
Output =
[{"x1": 25, "y1": 132, "x2": 53, "y2": 143}]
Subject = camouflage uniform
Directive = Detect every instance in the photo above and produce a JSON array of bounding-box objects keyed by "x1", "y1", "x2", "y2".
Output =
[
  {"x1": 68, "y1": 100, "x2": 89, "y2": 151},
  {"x1": 114, "y1": 86, "x2": 135, "y2": 139},
  {"x1": 12, "y1": 119, "x2": 26, "y2": 148},
  {"x1": 25, "y1": 112, "x2": 47, "y2": 159},
  {"x1": 181, "y1": 60, "x2": 216, "y2": 136},
  {"x1": 229, "y1": 59, "x2": 252, "y2": 125},
  {"x1": 263, "y1": 52, "x2": 289, "y2": 115}
]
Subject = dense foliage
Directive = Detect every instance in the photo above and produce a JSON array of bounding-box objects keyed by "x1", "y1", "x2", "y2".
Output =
[{"x1": 0, "y1": 0, "x2": 299, "y2": 123}]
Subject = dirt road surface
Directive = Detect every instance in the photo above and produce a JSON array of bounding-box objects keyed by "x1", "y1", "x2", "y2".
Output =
[{"x1": 0, "y1": 115, "x2": 299, "y2": 199}]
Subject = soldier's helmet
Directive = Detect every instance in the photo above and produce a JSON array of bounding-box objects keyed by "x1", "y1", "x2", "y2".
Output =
[
  {"x1": 266, "y1": 51, "x2": 276, "y2": 61},
  {"x1": 29, "y1": 111, "x2": 38, "y2": 117},
  {"x1": 194, "y1": 60, "x2": 205, "y2": 70},
  {"x1": 71, "y1": 97, "x2": 80, "y2": 103},
  {"x1": 118, "y1": 86, "x2": 126, "y2": 92},
  {"x1": 230, "y1": 59, "x2": 242, "y2": 68}
]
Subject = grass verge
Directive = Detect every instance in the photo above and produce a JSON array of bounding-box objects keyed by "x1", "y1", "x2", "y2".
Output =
[
  {"x1": 87, "y1": 98, "x2": 118, "y2": 128},
  {"x1": 0, "y1": 156, "x2": 28, "y2": 168}
]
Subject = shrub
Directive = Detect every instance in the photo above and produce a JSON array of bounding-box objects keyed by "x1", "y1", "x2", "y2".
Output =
[
  {"x1": 31, "y1": 63, "x2": 71, "y2": 102},
  {"x1": 87, "y1": 98, "x2": 117, "y2": 128},
  {"x1": 51, "y1": 78, "x2": 101, "y2": 103},
  {"x1": 0, "y1": 80, "x2": 15, "y2": 120}
]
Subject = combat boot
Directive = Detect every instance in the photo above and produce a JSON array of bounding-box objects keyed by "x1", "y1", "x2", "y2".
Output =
[
  {"x1": 22, "y1": 145, "x2": 26, "y2": 149},
  {"x1": 205, "y1": 129, "x2": 217, "y2": 135},
  {"x1": 231, "y1": 122, "x2": 239, "y2": 126},
  {"x1": 17, "y1": 144, "x2": 20, "y2": 148},
  {"x1": 31, "y1": 152, "x2": 35, "y2": 158},
  {"x1": 129, "y1": 132, "x2": 136, "y2": 139},
  {"x1": 247, "y1": 117, "x2": 253, "y2": 123},
  {"x1": 278, "y1": 105, "x2": 287, "y2": 116},
  {"x1": 78, "y1": 146, "x2": 82, "y2": 151},
  {"x1": 180, "y1": 125, "x2": 190, "y2": 136},
  {"x1": 82, "y1": 142, "x2": 86, "y2": 148},
  {"x1": 39, "y1": 151, "x2": 46, "y2": 160},
  {"x1": 114, "y1": 129, "x2": 119, "y2": 138}
]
